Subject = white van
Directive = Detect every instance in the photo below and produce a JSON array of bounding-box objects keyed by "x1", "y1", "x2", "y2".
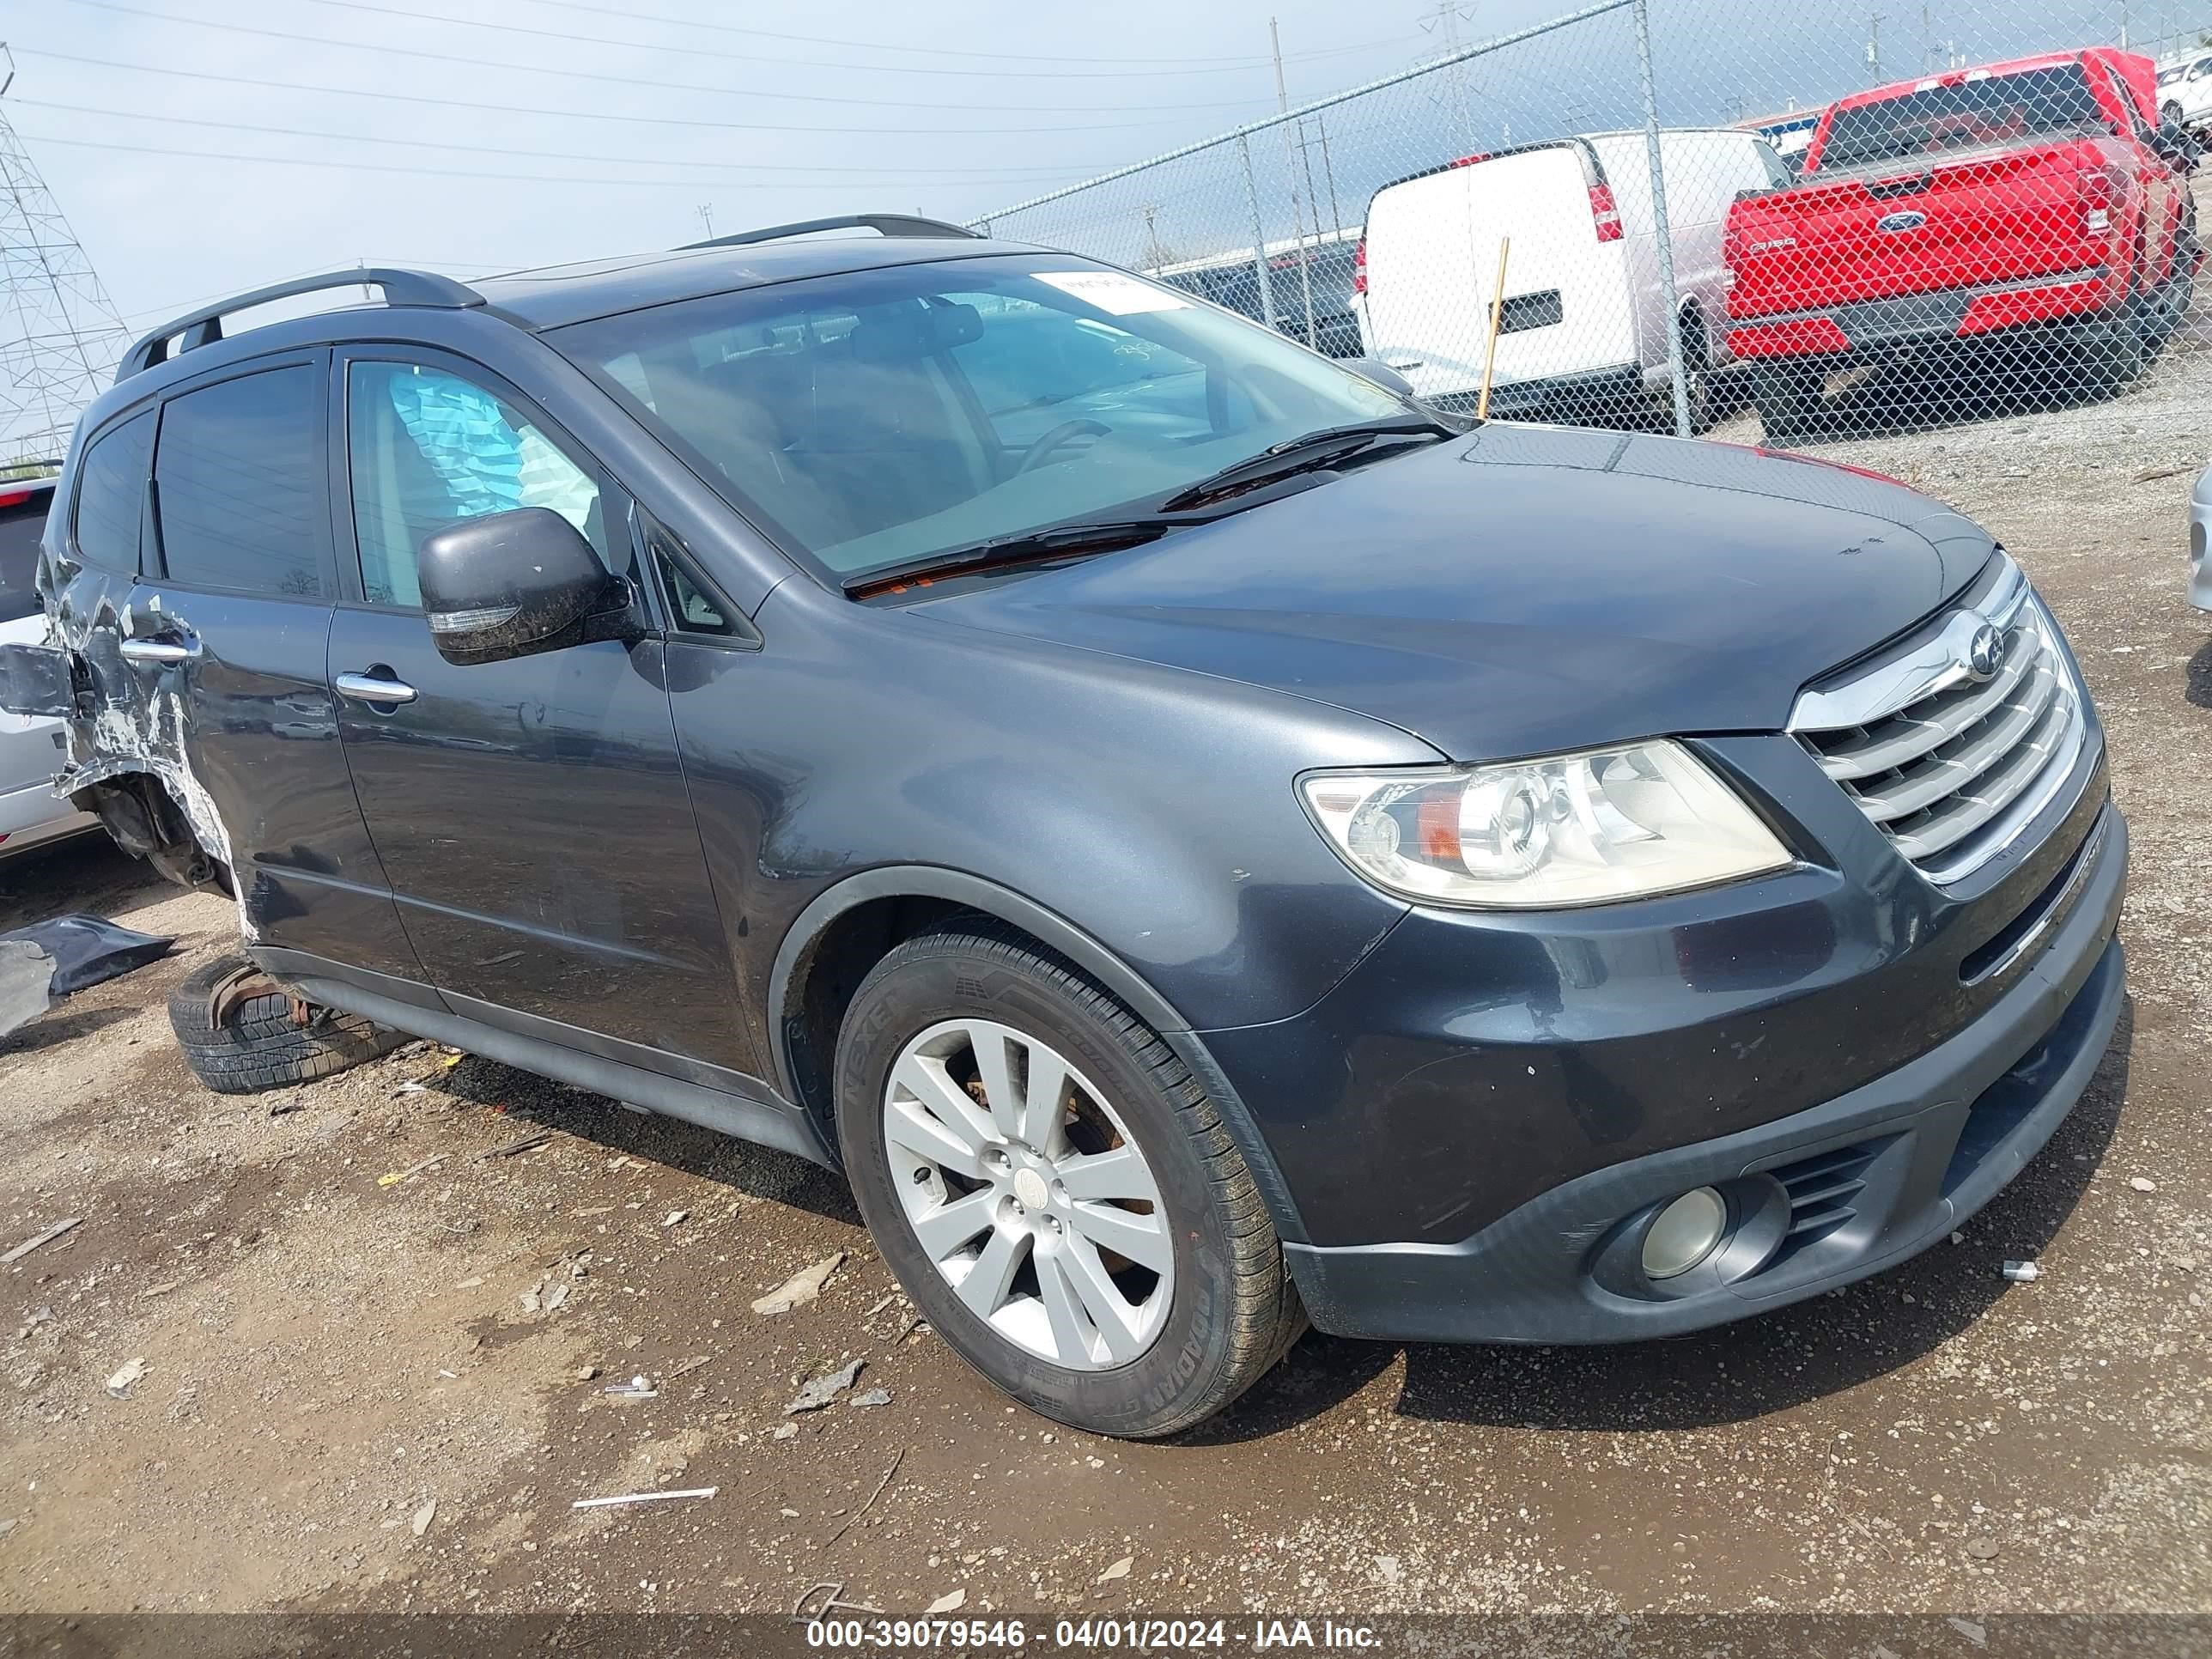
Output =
[{"x1": 1354, "y1": 129, "x2": 1790, "y2": 426}]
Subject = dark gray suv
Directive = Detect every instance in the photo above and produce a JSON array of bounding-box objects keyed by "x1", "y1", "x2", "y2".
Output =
[{"x1": 0, "y1": 216, "x2": 2125, "y2": 1437}]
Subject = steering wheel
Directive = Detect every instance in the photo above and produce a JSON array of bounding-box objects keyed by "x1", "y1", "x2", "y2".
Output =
[{"x1": 1015, "y1": 418, "x2": 1111, "y2": 475}]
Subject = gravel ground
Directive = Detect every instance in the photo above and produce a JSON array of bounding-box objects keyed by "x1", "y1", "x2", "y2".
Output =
[{"x1": 0, "y1": 295, "x2": 2208, "y2": 1624}]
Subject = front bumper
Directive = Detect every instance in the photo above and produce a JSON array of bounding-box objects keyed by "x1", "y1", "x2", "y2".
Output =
[{"x1": 1279, "y1": 799, "x2": 2125, "y2": 1344}]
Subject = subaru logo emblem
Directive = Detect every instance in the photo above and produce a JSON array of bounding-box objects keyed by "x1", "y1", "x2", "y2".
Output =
[
  {"x1": 1964, "y1": 619, "x2": 2007, "y2": 681},
  {"x1": 1875, "y1": 210, "x2": 1928, "y2": 234}
]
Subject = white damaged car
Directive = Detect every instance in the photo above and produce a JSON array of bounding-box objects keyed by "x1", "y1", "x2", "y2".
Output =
[{"x1": 1, "y1": 472, "x2": 97, "y2": 859}]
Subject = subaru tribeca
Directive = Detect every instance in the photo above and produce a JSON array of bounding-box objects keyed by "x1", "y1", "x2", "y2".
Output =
[{"x1": 0, "y1": 216, "x2": 2124, "y2": 1437}]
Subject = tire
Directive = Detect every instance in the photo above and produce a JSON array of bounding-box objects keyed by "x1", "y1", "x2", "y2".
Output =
[
  {"x1": 2149, "y1": 210, "x2": 2200, "y2": 351},
  {"x1": 1752, "y1": 363, "x2": 1824, "y2": 446},
  {"x1": 835, "y1": 922, "x2": 1304, "y2": 1438},
  {"x1": 1680, "y1": 360, "x2": 1713, "y2": 435},
  {"x1": 2076, "y1": 298, "x2": 2148, "y2": 398},
  {"x1": 167, "y1": 954, "x2": 411, "y2": 1095},
  {"x1": 1653, "y1": 313, "x2": 1713, "y2": 435}
]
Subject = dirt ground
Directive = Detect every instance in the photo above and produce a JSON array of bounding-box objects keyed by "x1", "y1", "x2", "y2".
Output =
[{"x1": 2, "y1": 310, "x2": 2209, "y2": 1626}]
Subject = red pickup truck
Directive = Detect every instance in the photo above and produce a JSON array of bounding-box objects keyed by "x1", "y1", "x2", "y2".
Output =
[{"x1": 1724, "y1": 48, "x2": 2199, "y2": 441}]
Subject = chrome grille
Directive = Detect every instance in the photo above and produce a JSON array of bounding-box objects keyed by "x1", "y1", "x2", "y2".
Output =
[{"x1": 1790, "y1": 554, "x2": 2087, "y2": 884}]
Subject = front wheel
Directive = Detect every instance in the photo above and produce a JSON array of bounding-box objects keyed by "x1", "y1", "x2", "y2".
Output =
[{"x1": 835, "y1": 923, "x2": 1304, "y2": 1438}]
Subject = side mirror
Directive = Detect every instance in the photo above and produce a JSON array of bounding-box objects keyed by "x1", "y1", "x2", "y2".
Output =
[
  {"x1": 2155, "y1": 118, "x2": 2199, "y2": 167},
  {"x1": 1341, "y1": 356, "x2": 1417, "y2": 399},
  {"x1": 417, "y1": 507, "x2": 615, "y2": 666}
]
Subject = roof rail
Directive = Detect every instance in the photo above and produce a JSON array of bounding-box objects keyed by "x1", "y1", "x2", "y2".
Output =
[
  {"x1": 117, "y1": 267, "x2": 487, "y2": 384},
  {"x1": 680, "y1": 213, "x2": 986, "y2": 252}
]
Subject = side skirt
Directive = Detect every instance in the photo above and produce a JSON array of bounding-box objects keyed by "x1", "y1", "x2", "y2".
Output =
[{"x1": 269, "y1": 959, "x2": 836, "y2": 1168}]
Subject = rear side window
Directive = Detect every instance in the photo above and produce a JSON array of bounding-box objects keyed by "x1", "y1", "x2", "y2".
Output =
[
  {"x1": 154, "y1": 367, "x2": 327, "y2": 598},
  {"x1": 72, "y1": 410, "x2": 155, "y2": 573},
  {"x1": 2087, "y1": 60, "x2": 2154, "y2": 141},
  {"x1": 1819, "y1": 66, "x2": 2109, "y2": 170},
  {"x1": 0, "y1": 497, "x2": 47, "y2": 624}
]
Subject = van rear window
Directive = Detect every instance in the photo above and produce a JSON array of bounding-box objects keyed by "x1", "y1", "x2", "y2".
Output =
[{"x1": 1819, "y1": 64, "x2": 2107, "y2": 170}]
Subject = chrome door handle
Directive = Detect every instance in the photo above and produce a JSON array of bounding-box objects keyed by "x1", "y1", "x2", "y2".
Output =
[
  {"x1": 119, "y1": 636, "x2": 198, "y2": 665},
  {"x1": 334, "y1": 672, "x2": 418, "y2": 707}
]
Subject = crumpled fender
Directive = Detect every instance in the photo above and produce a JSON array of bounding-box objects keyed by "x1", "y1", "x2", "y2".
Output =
[{"x1": 15, "y1": 564, "x2": 240, "y2": 902}]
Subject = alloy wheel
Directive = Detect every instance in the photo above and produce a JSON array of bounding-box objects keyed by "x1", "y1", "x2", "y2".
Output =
[{"x1": 882, "y1": 1018, "x2": 1173, "y2": 1370}]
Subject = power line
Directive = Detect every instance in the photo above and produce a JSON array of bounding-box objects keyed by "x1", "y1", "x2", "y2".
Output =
[
  {"x1": 8, "y1": 99, "x2": 1122, "y2": 176},
  {"x1": 57, "y1": 0, "x2": 1279, "y2": 114},
  {"x1": 280, "y1": 0, "x2": 1396, "y2": 80},
  {"x1": 19, "y1": 46, "x2": 1217, "y2": 136},
  {"x1": 512, "y1": 0, "x2": 1406, "y2": 67},
  {"x1": 13, "y1": 130, "x2": 1101, "y2": 191}
]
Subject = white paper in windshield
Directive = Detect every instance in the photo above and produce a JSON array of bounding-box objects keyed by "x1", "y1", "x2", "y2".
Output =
[{"x1": 1033, "y1": 270, "x2": 1191, "y2": 315}]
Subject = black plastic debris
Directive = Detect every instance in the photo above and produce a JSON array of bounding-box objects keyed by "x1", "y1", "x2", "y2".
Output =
[{"x1": 0, "y1": 915, "x2": 173, "y2": 997}]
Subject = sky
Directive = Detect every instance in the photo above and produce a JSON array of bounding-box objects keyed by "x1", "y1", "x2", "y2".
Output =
[
  {"x1": 2, "y1": 0, "x2": 2186, "y2": 358},
  {"x1": 3, "y1": 0, "x2": 1555, "y2": 339}
]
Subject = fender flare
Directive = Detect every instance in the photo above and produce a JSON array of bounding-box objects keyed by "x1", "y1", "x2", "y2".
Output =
[{"x1": 768, "y1": 865, "x2": 1310, "y2": 1244}]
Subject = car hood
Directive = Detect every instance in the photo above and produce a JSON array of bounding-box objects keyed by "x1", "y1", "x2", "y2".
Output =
[{"x1": 921, "y1": 422, "x2": 1996, "y2": 760}]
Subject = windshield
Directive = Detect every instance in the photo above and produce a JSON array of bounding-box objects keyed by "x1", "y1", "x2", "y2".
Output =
[
  {"x1": 1819, "y1": 65, "x2": 2109, "y2": 170},
  {"x1": 551, "y1": 253, "x2": 1406, "y2": 583}
]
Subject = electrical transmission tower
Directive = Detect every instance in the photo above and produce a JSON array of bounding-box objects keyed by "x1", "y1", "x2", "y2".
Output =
[
  {"x1": 1418, "y1": 2, "x2": 1482, "y2": 154},
  {"x1": 0, "y1": 48, "x2": 131, "y2": 465}
]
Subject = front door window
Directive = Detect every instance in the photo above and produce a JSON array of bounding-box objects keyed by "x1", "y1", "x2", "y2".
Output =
[{"x1": 347, "y1": 361, "x2": 606, "y2": 608}]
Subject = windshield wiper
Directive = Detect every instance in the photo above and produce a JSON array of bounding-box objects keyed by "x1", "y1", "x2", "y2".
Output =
[
  {"x1": 1157, "y1": 416, "x2": 1461, "y2": 512},
  {"x1": 842, "y1": 517, "x2": 1182, "y2": 597}
]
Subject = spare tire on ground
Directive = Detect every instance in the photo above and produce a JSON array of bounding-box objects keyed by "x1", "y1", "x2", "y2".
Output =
[{"x1": 167, "y1": 954, "x2": 411, "y2": 1094}]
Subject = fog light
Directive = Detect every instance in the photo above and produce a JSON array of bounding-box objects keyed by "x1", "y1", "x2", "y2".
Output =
[{"x1": 1642, "y1": 1187, "x2": 1729, "y2": 1280}]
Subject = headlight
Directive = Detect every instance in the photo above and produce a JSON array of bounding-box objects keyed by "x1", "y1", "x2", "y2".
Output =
[{"x1": 1298, "y1": 740, "x2": 1791, "y2": 908}]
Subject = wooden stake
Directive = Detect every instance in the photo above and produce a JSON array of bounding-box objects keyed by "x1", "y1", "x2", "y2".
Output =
[{"x1": 1477, "y1": 236, "x2": 1511, "y2": 422}]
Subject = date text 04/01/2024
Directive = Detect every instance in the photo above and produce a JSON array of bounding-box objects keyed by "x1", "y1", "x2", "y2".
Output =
[{"x1": 804, "y1": 1616, "x2": 1383, "y2": 1650}]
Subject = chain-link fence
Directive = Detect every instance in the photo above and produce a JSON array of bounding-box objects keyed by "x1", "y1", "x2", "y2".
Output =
[{"x1": 970, "y1": 0, "x2": 2212, "y2": 456}]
